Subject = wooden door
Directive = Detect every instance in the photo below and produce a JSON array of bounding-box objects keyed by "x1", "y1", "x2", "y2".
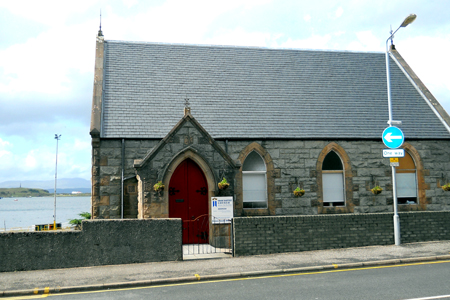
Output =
[{"x1": 169, "y1": 159, "x2": 209, "y2": 244}]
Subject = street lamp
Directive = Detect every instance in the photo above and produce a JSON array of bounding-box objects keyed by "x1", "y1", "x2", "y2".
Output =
[
  {"x1": 385, "y1": 14, "x2": 416, "y2": 245},
  {"x1": 53, "y1": 134, "x2": 61, "y2": 230}
]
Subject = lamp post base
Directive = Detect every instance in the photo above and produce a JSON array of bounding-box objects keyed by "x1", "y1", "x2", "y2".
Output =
[{"x1": 394, "y1": 214, "x2": 401, "y2": 245}]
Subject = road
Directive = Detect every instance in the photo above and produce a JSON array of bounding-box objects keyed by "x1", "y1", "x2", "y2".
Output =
[{"x1": 7, "y1": 260, "x2": 450, "y2": 300}]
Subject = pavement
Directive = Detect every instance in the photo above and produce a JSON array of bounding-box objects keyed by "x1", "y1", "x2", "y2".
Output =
[{"x1": 1, "y1": 241, "x2": 450, "y2": 297}]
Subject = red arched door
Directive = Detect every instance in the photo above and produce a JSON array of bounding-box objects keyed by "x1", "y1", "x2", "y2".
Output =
[{"x1": 169, "y1": 159, "x2": 209, "y2": 244}]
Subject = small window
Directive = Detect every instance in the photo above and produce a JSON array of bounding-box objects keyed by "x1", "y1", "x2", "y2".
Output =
[
  {"x1": 242, "y1": 151, "x2": 267, "y2": 209},
  {"x1": 397, "y1": 152, "x2": 417, "y2": 204},
  {"x1": 322, "y1": 151, "x2": 345, "y2": 207}
]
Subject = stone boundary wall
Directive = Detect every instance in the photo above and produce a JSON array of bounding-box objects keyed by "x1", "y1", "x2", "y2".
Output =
[
  {"x1": 232, "y1": 212, "x2": 450, "y2": 256},
  {"x1": 0, "y1": 219, "x2": 182, "y2": 272}
]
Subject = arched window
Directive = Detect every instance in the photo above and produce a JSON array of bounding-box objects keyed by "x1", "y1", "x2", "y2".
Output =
[
  {"x1": 397, "y1": 151, "x2": 417, "y2": 204},
  {"x1": 242, "y1": 151, "x2": 267, "y2": 209},
  {"x1": 322, "y1": 151, "x2": 345, "y2": 207}
]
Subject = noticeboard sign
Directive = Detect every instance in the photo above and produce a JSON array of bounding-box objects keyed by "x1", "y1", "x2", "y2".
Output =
[{"x1": 211, "y1": 196, "x2": 233, "y2": 224}]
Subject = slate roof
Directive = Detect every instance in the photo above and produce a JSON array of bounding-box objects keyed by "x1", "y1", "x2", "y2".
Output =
[{"x1": 101, "y1": 40, "x2": 450, "y2": 139}]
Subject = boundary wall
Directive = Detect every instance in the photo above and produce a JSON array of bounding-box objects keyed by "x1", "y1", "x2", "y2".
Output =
[
  {"x1": 232, "y1": 212, "x2": 450, "y2": 256},
  {"x1": 0, "y1": 219, "x2": 182, "y2": 272}
]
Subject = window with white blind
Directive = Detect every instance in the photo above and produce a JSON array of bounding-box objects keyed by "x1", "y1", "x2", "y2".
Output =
[
  {"x1": 322, "y1": 151, "x2": 345, "y2": 206},
  {"x1": 397, "y1": 152, "x2": 417, "y2": 204},
  {"x1": 242, "y1": 151, "x2": 267, "y2": 209}
]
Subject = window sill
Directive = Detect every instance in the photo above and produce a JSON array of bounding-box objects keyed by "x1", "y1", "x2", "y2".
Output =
[{"x1": 242, "y1": 208, "x2": 270, "y2": 216}]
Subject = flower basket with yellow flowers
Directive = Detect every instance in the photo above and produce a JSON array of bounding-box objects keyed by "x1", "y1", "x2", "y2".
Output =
[
  {"x1": 442, "y1": 184, "x2": 450, "y2": 191},
  {"x1": 293, "y1": 187, "x2": 305, "y2": 197},
  {"x1": 153, "y1": 181, "x2": 164, "y2": 192},
  {"x1": 218, "y1": 178, "x2": 230, "y2": 190},
  {"x1": 371, "y1": 186, "x2": 383, "y2": 195}
]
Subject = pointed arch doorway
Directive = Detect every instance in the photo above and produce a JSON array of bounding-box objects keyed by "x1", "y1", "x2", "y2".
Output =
[{"x1": 169, "y1": 158, "x2": 209, "y2": 244}]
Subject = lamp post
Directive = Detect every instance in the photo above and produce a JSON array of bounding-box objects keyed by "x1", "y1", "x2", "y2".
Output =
[
  {"x1": 53, "y1": 134, "x2": 61, "y2": 230},
  {"x1": 385, "y1": 14, "x2": 416, "y2": 245}
]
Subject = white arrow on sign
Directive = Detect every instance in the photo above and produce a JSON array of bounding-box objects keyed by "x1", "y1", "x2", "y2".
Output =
[{"x1": 384, "y1": 132, "x2": 403, "y2": 143}]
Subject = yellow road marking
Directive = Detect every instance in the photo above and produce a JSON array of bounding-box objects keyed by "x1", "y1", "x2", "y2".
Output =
[
  {"x1": 7, "y1": 260, "x2": 449, "y2": 298},
  {"x1": 5, "y1": 295, "x2": 48, "y2": 299}
]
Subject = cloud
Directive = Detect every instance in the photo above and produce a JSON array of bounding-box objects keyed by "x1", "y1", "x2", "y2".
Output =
[
  {"x1": 204, "y1": 27, "x2": 282, "y2": 48},
  {"x1": 347, "y1": 31, "x2": 381, "y2": 51},
  {"x1": 0, "y1": 0, "x2": 96, "y2": 26},
  {"x1": 0, "y1": 138, "x2": 12, "y2": 161},
  {"x1": 0, "y1": 23, "x2": 94, "y2": 96},
  {"x1": 0, "y1": 136, "x2": 91, "y2": 182},
  {"x1": 279, "y1": 34, "x2": 333, "y2": 50},
  {"x1": 396, "y1": 35, "x2": 450, "y2": 111},
  {"x1": 100, "y1": 0, "x2": 272, "y2": 43},
  {"x1": 0, "y1": 138, "x2": 11, "y2": 148},
  {"x1": 122, "y1": 0, "x2": 139, "y2": 8},
  {"x1": 335, "y1": 7, "x2": 343, "y2": 18}
]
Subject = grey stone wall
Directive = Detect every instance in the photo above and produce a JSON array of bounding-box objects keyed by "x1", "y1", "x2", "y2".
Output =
[
  {"x1": 224, "y1": 139, "x2": 450, "y2": 214},
  {"x1": 94, "y1": 137, "x2": 450, "y2": 217},
  {"x1": 232, "y1": 211, "x2": 450, "y2": 256},
  {"x1": 94, "y1": 139, "x2": 159, "y2": 218},
  {"x1": 0, "y1": 219, "x2": 182, "y2": 272}
]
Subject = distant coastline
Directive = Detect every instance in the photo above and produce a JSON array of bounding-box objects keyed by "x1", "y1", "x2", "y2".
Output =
[{"x1": 0, "y1": 188, "x2": 91, "y2": 198}]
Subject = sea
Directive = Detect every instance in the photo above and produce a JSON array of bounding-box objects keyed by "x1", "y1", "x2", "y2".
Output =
[{"x1": 0, "y1": 196, "x2": 91, "y2": 231}]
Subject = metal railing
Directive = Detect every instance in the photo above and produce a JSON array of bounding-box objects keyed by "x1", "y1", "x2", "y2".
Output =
[{"x1": 182, "y1": 214, "x2": 232, "y2": 257}]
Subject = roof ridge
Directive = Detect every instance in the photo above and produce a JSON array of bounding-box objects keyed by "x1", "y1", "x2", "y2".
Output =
[{"x1": 104, "y1": 39, "x2": 383, "y2": 55}]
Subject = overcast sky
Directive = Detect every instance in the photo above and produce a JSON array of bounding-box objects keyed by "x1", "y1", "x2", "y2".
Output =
[{"x1": 1, "y1": 0, "x2": 449, "y2": 183}]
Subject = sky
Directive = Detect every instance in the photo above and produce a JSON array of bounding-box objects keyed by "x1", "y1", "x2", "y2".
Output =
[{"x1": 0, "y1": 0, "x2": 449, "y2": 183}]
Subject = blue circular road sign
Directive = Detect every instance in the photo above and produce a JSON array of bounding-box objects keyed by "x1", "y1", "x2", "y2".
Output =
[{"x1": 382, "y1": 126, "x2": 404, "y2": 149}]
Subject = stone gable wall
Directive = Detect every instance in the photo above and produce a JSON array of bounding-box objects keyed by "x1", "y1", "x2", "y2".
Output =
[{"x1": 134, "y1": 119, "x2": 238, "y2": 219}]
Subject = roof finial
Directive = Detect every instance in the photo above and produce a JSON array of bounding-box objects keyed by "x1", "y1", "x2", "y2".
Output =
[
  {"x1": 98, "y1": 10, "x2": 103, "y2": 37},
  {"x1": 184, "y1": 97, "x2": 191, "y2": 116},
  {"x1": 389, "y1": 25, "x2": 395, "y2": 50}
]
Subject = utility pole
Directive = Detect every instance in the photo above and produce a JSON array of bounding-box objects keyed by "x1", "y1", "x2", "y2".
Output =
[{"x1": 54, "y1": 134, "x2": 61, "y2": 230}]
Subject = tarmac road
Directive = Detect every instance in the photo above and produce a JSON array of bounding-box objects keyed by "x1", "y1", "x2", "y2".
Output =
[{"x1": 1, "y1": 241, "x2": 450, "y2": 297}]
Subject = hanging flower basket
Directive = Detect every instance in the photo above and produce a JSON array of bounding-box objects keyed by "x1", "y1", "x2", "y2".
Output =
[
  {"x1": 371, "y1": 186, "x2": 383, "y2": 195},
  {"x1": 218, "y1": 178, "x2": 230, "y2": 190},
  {"x1": 153, "y1": 181, "x2": 164, "y2": 192},
  {"x1": 293, "y1": 187, "x2": 305, "y2": 197},
  {"x1": 442, "y1": 184, "x2": 450, "y2": 191}
]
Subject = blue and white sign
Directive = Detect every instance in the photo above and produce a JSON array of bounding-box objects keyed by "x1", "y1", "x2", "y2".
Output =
[
  {"x1": 382, "y1": 126, "x2": 404, "y2": 149},
  {"x1": 211, "y1": 197, "x2": 233, "y2": 224}
]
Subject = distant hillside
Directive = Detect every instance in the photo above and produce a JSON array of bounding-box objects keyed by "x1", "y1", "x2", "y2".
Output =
[
  {"x1": 0, "y1": 178, "x2": 90, "y2": 189},
  {"x1": 0, "y1": 188, "x2": 51, "y2": 198}
]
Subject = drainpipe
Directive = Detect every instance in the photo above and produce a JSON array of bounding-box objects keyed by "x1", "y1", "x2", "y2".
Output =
[
  {"x1": 225, "y1": 139, "x2": 229, "y2": 154},
  {"x1": 121, "y1": 139, "x2": 124, "y2": 219}
]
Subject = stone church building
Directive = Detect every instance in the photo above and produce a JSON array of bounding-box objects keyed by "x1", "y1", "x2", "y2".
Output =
[{"x1": 90, "y1": 30, "x2": 450, "y2": 245}]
